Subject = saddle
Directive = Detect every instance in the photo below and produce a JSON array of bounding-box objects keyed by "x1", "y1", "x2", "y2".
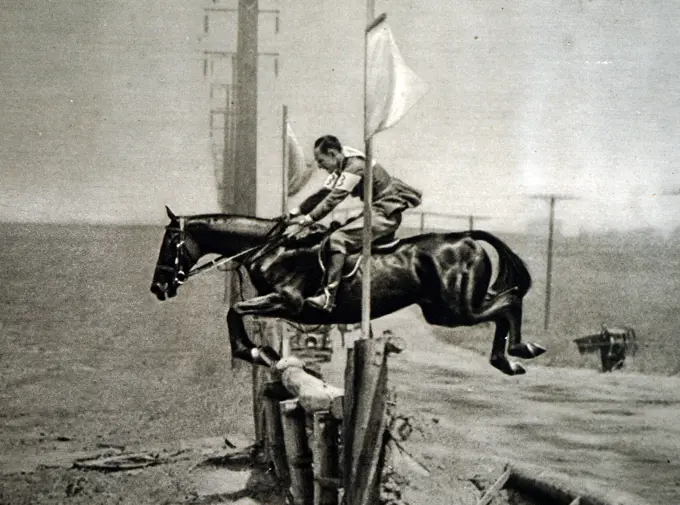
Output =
[{"x1": 324, "y1": 231, "x2": 402, "y2": 281}]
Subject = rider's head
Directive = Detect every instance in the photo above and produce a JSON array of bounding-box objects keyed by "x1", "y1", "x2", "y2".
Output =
[{"x1": 314, "y1": 135, "x2": 343, "y2": 173}]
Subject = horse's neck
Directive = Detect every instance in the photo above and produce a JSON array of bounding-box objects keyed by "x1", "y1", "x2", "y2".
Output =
[{"x1": 184, "y1": 214, "x2": 276, "y2": 256}]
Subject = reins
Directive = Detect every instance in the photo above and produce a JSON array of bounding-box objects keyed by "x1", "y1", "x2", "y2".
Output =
[{"x1": 183, "y1": 218, "x2": 286, "y2": 280}]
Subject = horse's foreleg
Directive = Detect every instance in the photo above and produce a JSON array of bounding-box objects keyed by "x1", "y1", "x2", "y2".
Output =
[{"x1": 227, "y1": 293, "x2": 291, "y2": 367}]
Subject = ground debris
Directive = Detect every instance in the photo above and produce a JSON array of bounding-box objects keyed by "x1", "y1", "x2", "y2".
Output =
[{"x1": 72, "y1": 449, "x2": 191, "y2": 472}]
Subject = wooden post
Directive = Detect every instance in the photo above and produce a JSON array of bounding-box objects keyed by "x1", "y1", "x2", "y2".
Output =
[
  {"x1": 313, "y1": 411, "x2": 340, "y2": 505},
  {"x1": 419, "y1": 212, "x2": 425, "y2": 233},
  {"x1": 281, "y1": 399, "x2": 314, "y2": 505},
  {"x1": 264, "y1": 392, "x2": 290, "y2": 485},
  {"x1": 468, "y1": 214, "x2": 474, "y2": 231},
  {"x1": 342, "y1": 346, "x2": 356, "y2": 494},
  {"x1": 345, "y1": 338, "x2": 389, "y2": 505},
  {"x1": 251, "y1": 319, "x2": 267, "y2": 449}
]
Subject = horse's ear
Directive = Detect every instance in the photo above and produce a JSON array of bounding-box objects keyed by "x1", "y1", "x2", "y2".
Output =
[{"x1": 165, "y1": 206, "x2": 178, "y2": 223}]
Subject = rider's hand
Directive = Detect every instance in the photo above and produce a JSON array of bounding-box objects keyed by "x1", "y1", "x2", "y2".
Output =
[
  {"x1": 283, "y1": 215, "x2": 313, "y2": 238},
  {"x1": 290, "y1": 214, "x2": 313, "y2": 226},
  {"x1": 283, "y1": 224, "x2": 304, "y2": 238}
]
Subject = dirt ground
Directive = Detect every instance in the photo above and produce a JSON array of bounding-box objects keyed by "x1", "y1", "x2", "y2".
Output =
[
  {"x1": 1, "y1": 224, "x2": 674, "y2": 505},
  {"x1": 2, "y1": 306, "x2": 675, "y2": 504}
]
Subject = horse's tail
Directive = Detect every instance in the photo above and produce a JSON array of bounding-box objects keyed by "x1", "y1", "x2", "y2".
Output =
[{"x1": 467, "y1": 230, "x2": 532, "y2": 298}]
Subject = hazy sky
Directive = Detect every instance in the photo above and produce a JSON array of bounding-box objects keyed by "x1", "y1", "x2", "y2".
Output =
[{"x1": 2, "y1": 0, "x2": 679, "y2": 233}]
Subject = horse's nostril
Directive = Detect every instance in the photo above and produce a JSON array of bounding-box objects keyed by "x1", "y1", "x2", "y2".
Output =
[{"x1": 150, "y1": 282, "x2": 167, "y2": 300}]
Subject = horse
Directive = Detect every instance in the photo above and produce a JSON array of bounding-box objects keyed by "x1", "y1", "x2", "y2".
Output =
[{"x1": 150, "y1": 206, "x2": 545, "y2": 375}]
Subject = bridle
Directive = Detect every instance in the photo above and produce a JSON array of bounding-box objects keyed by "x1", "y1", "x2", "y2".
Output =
[{"x1": 155, "y1": 217, "x2": 285, "y2": 288}]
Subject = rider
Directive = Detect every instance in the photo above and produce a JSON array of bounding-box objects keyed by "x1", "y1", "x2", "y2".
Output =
[{"x1": 284, "y1": 134, "x2": 422, "y2": 312}]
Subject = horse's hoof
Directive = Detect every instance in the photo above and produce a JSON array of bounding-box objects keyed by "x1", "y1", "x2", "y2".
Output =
[
  {"x1": 253, "y1": 346, "x2": 281, "y2": 367},
  {"x1": 490, "y1": 357, "x2": 526, "y2": 376},
  {"x1": 508, "y1": 342, "x2": 546, "y2": 359}
]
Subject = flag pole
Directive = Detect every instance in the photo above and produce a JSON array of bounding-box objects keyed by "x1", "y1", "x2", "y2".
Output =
[
  {"x1": 281, "y1": 104, "x2": 289, "y2": 215},
  {"x1": 361, "y1": 0, "x2": 376, "y2": 339}
]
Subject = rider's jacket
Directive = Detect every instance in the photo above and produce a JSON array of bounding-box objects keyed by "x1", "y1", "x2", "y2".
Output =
[{"x1": 302, "y1": 147, "x2": 422, "y2": 222}]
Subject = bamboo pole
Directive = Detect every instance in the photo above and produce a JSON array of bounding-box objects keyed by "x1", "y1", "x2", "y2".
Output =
[
  {"x1": 361, "y1": 0, "x2": 376, "y2": 339},
  {"x1": 282, "y1": 104, "x2": 289, "y2": 215}
]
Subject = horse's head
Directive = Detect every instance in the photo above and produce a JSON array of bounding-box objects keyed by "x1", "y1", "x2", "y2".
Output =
[{"x1": 150, "y1": 206, "x2": 201, "y2": 301}]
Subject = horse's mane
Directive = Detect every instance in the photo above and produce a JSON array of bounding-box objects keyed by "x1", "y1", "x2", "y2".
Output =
[{"x1": 183, "y1": 213, "x2": 277, "y2": 239}]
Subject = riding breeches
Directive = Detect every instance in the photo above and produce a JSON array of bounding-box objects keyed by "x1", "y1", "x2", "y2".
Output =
[{"x1": 328, "y1": 210, "x2": 402, "y2": 255}]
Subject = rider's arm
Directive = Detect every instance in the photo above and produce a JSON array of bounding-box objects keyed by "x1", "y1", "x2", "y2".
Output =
[
  {"x1": 290, "y1": 171, "x2": 339, "y2": 216},
  {"x1": 294, "y1": 189, "x2": 330, "y2": 216},
  {"x1": 307, "y1": 160, "x2": 363, "y2": 222}
]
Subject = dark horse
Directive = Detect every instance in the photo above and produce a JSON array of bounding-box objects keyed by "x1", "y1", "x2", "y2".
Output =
[{"x1": 150, "y1": 207, "x2": 545, "y2": 375}]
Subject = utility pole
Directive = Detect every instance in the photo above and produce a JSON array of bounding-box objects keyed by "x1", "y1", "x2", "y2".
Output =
[
  {"x1": 527, "y1": 193, "x2": 579, "y2": 331},
  {"x1": 233, "y1": 0, "x2": 259, "y2": 216}
]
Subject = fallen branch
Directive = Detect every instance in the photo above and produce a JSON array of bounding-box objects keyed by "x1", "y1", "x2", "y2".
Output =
[
  {"x1": 475, "y1": 465, "x2": 510, "y2": 505},
  {"x1": 73, "y1": 449, "x2": 190, "y2": 472}
]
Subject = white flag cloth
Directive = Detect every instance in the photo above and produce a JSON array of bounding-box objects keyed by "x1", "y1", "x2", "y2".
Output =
[
  {"x1": 286, "y1": 122, "x2": 314, "y2": 197},
  {"x1": 365, "y1": 16, "x2": 429, "y2": 140}
]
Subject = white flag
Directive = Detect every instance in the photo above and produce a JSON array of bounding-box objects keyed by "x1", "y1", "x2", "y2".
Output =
[
  {"x1": 365, "y1": 15, "x2": 429, "y2": 140},
  {"x1": 286, "y1": 122, "x2": 314, "y2": 196}
]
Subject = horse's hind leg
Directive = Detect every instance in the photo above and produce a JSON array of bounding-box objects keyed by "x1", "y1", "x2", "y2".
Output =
[
  {"x1": 490, "y1": 319, "x2": 526, "y2": 375},
  {"x1": 506, "y1": 304, "x2": 546, "y2": 359},
  {"x1": 227, "y1": 293, "x2": 291, "y2": 366},
  {"x1": 479, "y1": 293, "x2": 545, "y2": 374}
]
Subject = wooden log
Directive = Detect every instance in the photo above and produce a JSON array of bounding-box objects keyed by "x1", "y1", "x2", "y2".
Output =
[
  {"x1": 313, "y1": 411, "x2": 340, "y2": 505},
  {"x1": 345, "y1": 338, "x2": 390, "y2": 505},
  {"x1": 507, "y1": 464, "x2": 655, "y2": 505},
  {"x1": 263, "y1": 393, "x2": 290, "y2": 485},
  {"x1": 275, "y1": 357, "x2": 344, "y2": 413}
]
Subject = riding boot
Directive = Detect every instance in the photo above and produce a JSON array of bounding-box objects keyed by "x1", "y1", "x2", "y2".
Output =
[{"x1": 305, "y1": 251, "x2": 345, "y2": 312}]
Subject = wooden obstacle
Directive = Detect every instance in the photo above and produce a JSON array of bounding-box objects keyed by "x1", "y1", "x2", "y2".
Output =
[
  {"x1": 251, "y1": 332, "x2": 404, "y2": 505},
  {"x1": 506, "y1": 463, "x2": 656, "y2": 505}
]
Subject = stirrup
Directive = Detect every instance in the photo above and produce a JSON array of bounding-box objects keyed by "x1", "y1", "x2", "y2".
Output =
[{"x1": 305, "y1": 290, "x2": 335, "y2": 312}]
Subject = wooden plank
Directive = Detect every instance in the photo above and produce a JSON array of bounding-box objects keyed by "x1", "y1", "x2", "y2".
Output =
[
  {"x1": 280, "y1": 399, "x2": 314, "y2": 505},
  {"x1": 475, "y1": 466, "x2": 511, "y2": 505},
  {"x1": 313, "y1": 411, "x2": 340, "y2": 505}
]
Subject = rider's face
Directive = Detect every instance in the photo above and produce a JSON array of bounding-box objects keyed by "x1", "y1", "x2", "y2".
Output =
[{"x1": 314, "y1": 147, "x2": 340, "y2": 173}]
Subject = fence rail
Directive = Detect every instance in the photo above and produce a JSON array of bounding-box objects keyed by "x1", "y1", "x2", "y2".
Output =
[{"x1": 330, "y1": 207, "x2": 491, "y2": 233}]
